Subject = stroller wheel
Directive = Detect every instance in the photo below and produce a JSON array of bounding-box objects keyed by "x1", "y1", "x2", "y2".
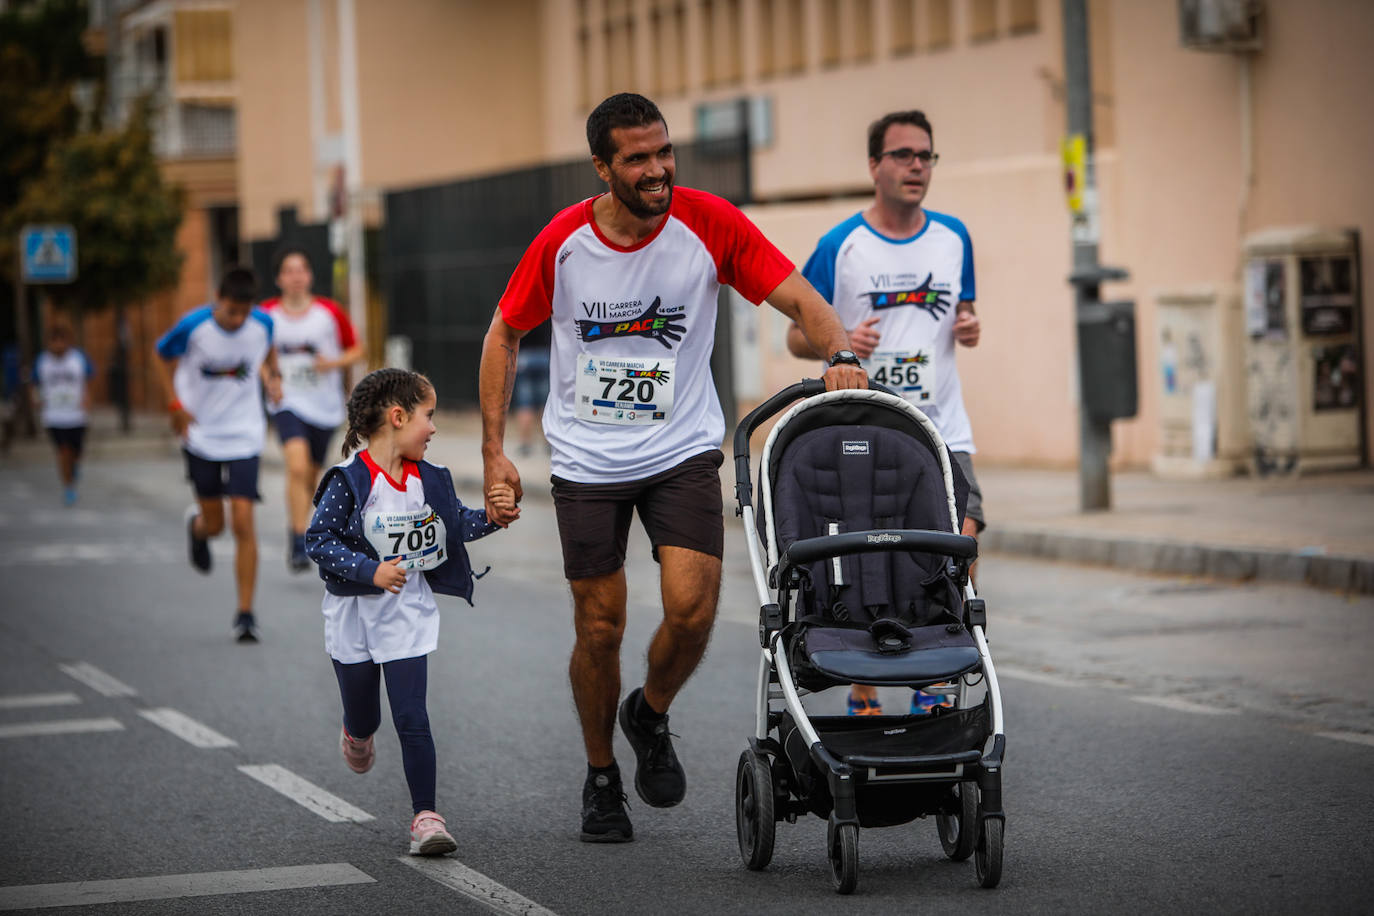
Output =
[
  {"x1": 937, "y1": 781, "x2": 978, "y2": 861},
  {"x1": 827, "y1": 821, "x2": 859, "y2": 895},
  {"x1": 735, "y1": 749, "x2": 776, "y2": 870},
  {"x1": 974, "y1": 816, "x2": 1004, "y2": 888}
]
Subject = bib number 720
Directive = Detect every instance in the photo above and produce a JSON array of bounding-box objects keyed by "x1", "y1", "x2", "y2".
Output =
[
  {"x1": 600, "y1": 376, "x2": 657, "y2": 404},
  {"x1": 389, "y1": 525, "x2": 437, "y2": 554}
]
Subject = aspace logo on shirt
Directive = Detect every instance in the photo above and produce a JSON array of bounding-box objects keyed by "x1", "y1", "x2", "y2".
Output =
[
  {"x1": 866, "y1": 273, "x2": 952, "y2": 319},
  {"x1": 199, "y1": 361, "x2": 251, "y2": 380},
  {"x1": 278, "y1": 342, "x2": 319, "y2": 356},
  {"x1": 575, "y1": 296, "x2": 685, "y2": 349}
]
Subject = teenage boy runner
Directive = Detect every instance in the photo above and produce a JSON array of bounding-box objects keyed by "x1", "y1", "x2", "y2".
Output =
[
  {"x1": 154, "y1": 266, "x2": 282, "y2": 642},
  {"x1": 32, "y1": 319, "x2": 94, "y2": 506}
]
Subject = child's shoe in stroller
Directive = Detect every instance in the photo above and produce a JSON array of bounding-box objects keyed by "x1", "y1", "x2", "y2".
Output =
[
  {"x1": 846, "y1": 689, "x2": 883, "y2": 716},
  {"x1": 580, "y1": 765, "x2": 633, "y2": 843},
  {"x1": 911, "y1": 684, "x2": 955, "y2": 715},
  {"x1": 618, "y1": 687, "x2": 686, "y2": 808},
  {"x1": 409, "y1": 810, "x2": 457, "y2": 856}
]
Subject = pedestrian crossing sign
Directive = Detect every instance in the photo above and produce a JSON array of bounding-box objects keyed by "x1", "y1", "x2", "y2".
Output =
[{"x1": 20, "y1": 224, "x2": 78, "y2": 283}]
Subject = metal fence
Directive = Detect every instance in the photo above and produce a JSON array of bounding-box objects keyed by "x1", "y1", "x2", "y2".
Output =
[{"x1": 381, "y1": 134, "x2": 750, "y2": 406}]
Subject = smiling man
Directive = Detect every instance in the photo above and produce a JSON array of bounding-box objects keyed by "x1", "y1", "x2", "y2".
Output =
[{"x1": 478, "y1": 92, "x2": 865, "y2": 843}]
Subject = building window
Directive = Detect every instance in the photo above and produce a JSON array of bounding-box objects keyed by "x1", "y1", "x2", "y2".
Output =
[
  {"x1": 757, "y1": 0, "x2": 776, "y2": 78},
  {"x1": 578, "y1": 26, "x2": 592, "y2": 107},
  {"x1": 701, "y1": 0, "x2": 717, "y2": 86},
  {"x1": 820, "y1": 0, "x2": 840, "y2": 67},
  {"x1": 890, "y1": 0, "x2": 916, "y2": 56},
  {"x1": 786, "y1": 0, "x2": 806, "y2": 73},
  {"x1": 970, "y1": 0, "x2": 998, "y2": 42},
  {"x1": 852, "y1": 0, "x2": 874, "y2": 63},
  {"x1": 1009, "y1": 0, "x2": 1039, "y2": 35},
  {"x1": 927, "y1": 0, "x2": 953, "y2": 50},
  {"x1": 723, "y1": 0, "x2": 742, "y2": 84}
]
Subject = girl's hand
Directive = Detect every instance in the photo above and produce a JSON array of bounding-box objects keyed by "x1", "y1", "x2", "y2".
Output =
[
  {"x1": 373, "y1": 557, "x2": 407, "y2": 593},
  {"x1": 486, "y1": 482, "x2": 520, "y2": 519}
]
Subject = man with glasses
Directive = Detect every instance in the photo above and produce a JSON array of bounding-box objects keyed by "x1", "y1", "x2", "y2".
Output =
[{"x1": 787, "y1": 109, "x2": 984, "y2": 717}]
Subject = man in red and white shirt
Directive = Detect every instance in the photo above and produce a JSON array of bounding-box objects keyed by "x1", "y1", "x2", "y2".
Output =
[
  {"x1": 262, "y1": 248, "x2": 365, "y2": 570},
  {"x1": 478, "y1": 93, "x2": 866, "y2": 843}
]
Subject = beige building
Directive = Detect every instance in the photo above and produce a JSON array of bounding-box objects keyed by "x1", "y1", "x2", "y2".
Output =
[{"x1": 232, "y1": 0, "x2": 1374, "y2": 471}]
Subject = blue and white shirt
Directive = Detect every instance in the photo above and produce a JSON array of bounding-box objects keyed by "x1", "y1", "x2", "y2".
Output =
[
  {"x1": 34, "y1": 348, "x2": 93, "y2": 429},
  {"x1": 155, "y1": 305, "x2": 274, "y2": 461},
  {"x1": 803, "y1": 211, "x2": 977, "y2": 453}
]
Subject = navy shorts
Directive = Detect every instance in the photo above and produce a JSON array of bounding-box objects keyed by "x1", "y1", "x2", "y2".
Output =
[
  {"x1": 184, "y1": 450, "x2": 261, "y2": 500},
  {"x1": 551, "y1": 449, "x2": 724, "y2": 580},
  {"x1": 46, "y1": 425, "x2": 86, "y2": 456},
  {"x1": 274, "y1": 410, "x2": 335, "y2": 466}
]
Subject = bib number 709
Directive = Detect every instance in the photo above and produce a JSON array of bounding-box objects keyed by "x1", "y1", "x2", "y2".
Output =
[{"x1": 389, "y1": 525, "x2": 438, "y2": 555}]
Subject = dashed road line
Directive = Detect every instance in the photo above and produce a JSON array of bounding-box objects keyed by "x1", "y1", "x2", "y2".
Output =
[
  {"x1": 0, "y1": 692, "x2": 80, "y2": 710},
  {"x1": 1315, "y1": 730, "x2": 1374, "y2": 748},
  {"x1": 58, "y1": 662, "x2": 137, "y2": 697},
  {"x1": 0, "y1": 717, "x2": 124, "y2": 739},
  {"x1": 237, "y1": 764, "x2": 375, "y2": 823},
  {"x1": 1131, "y1": 695, "x2": 1239, "y2": 716},
  {"x1": 399, "y1": 856, "x2": 558, "y2": 916},
  {"x1": 0, "y1": 863, "x2": 375, "y2": 910},
  {"x1": 138, "y1": 707, "x2": 238, "y2": 748},
  {"x1": 996, "y1": 665, "x2": 1081, "y2": 688}
]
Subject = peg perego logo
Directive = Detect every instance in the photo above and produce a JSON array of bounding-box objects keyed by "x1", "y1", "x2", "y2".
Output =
[
  {"x1": 867, "y1": 533, "x2": 902, "y2": 544},
  {"x1": 842, "y1": 441, "x2": 869, "y2": 455}
]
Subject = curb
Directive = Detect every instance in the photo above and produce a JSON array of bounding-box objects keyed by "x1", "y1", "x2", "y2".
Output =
[{"x1": 981, "y1": 524, "x2": 1374, "y2": 595}]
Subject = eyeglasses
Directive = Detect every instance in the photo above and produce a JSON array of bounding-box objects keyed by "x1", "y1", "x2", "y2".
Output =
[{"x1": 878, "y1": 148, "x2": 939, "y2": 167}]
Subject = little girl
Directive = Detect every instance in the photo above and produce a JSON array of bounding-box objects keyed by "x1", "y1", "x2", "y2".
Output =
[{"x1": 306, "y1": 368, "x2": 516, "y2": 855}]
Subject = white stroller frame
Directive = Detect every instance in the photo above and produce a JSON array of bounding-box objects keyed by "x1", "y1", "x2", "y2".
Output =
[{"x1": 731, "y1": 381, "x2": 1007, "y2": 893}]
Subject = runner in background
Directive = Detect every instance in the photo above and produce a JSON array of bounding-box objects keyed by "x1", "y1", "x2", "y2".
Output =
[{"x1": 32, "y1": 318, "x2": 93, "y2": 506}]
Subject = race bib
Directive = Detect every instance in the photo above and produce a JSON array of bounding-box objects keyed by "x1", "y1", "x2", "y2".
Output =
[
  {"x1": 575, "y1": 354, "x2": 676, "y2": 426},
  {"x1": 45, "y1": 388, "x2": 80, "y2": 410},
  {"x1": 866, "y1": 349, "x2": 937, "y2": 406},
  {"x1": 280, "y1": 352, "x2": 319, "y2": 389},
  {"x1": 363, "y1": 505, "x2": 447, "y2": 570}
]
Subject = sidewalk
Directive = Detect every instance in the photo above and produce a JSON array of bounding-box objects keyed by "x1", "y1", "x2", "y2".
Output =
[{"x1": 7, "y1": 406, "x2": 1372, "y2": 594}]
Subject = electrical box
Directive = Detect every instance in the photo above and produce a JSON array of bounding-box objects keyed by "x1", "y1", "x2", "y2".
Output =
[
  {"x1": 1077, "y1": 299, "x2": 1138, "y2": 422},
  {"x1": 1242, "y1": 227, "x2": 1364, "y2": 475},
  {"x1": 1152, "y1": 287, "x2": 1249, "y2": 478}
]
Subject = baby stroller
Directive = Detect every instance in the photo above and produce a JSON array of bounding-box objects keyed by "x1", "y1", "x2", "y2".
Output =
[{"x1": 730, "y1": 380, "x2": 1006, "y2": 894}]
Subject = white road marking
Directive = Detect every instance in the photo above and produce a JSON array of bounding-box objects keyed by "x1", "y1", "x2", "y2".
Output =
[
  {"x1": 137, "y1": 708, "x2": 237, "y2": 748},
  {"x1": 1131, "y1": 695, "x2": 1239, "y2": 716},
  {"x1": 0, "y1": 718, "x2": 124, "y2": 739},
  {"x1": 237, "y1": 764, "x2": 375, "y2": 823},
  {"x1": 58, "y1": 662, "x2": 137, "y2": 697},
  {"x1": 0, "y1": 692, "x2": 80, "y2": 710},
  {"x1": 996, "y1": 665, "x2": 1081, "y2": 688},
  {"x1": 8, "y1": 542, "x2": 182, "y2": 566},
  {"x1": 1315, "y1": 730, "x2": 1374, "y2": 748},
  {"x1": 399, "y1": 856, "x2": 558, "y2": 916},
  {"x1": 0, "y1": 863, "x2": 374, "y2": 910}
]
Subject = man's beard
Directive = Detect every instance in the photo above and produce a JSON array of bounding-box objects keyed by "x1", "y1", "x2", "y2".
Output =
[{"x1": 611, "y1": 172, "x2": 673, "y2": 219}]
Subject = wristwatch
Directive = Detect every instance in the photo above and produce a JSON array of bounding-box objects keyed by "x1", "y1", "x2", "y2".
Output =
[{"x1": 828, "y1": 349, "x2": 861, "y2": 368}]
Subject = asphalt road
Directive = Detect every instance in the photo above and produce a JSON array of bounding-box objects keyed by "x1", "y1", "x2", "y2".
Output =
[{"x1": 1, "y1": 455, "x2": 1372, "y2": 914}]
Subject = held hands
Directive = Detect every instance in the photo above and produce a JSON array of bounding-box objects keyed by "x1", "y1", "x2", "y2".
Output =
[
  {"x1": 373, "y1": 556, "x2": 407, "y2": 593},
  {"x1": 483, "y1": 454, "x2": 524, "y2": 529},
  {"x1": 849, "y1": 316, "x2": 881, "y2": 359},
  {"x1": 486, "y1": 482, "x2": 520, "y2": 523}
]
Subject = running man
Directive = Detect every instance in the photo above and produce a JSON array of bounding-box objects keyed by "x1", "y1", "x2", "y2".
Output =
[
  {"x1": 478, "y1": 92, "x2": 866, "y2": 843},
  {"x1": 154, "y1": 266, "x2": 282, "y2": 642},
  {"x1": 261, "y1": 247, "x2": 364, "y2": 571},
  {"x1": 33, "y1": 318, "x2": 93, "y2": 506}
]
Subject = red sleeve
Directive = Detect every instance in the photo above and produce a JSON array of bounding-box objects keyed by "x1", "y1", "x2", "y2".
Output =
[
  {"x1": 498, "y1": 201, "x2": 590, "y2": 331},
  {"x1": 260, "y1": 296, "x2": 281, "y2": 311},
  {"x1": 673, "y1": 188, "x2": 794, "y2": 305},
  {"x1": 317, "y1": 298, "x2": 358, "y2": 348}
]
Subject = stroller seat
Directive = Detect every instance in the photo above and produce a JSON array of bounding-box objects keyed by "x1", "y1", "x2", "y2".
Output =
[{"x1": 795, "y1": 622, "x2": 981, "y2": 686}]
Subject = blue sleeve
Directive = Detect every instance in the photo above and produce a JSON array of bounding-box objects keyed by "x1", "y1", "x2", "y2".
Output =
[
  {"x1": 801, "y1": 237, "x2": 839, "y2": 304},
  {"x1": 306, "y1": 471, "x2": 380, "y2": 584},
  {"x1": 78, "y1": 349, "x2": 94, "y2": 379},
  {"x1": 456, "y1": 499, "x2": 501, "y2": 542},
  {"x1": 156, "y1": 306, "x2": 211, "y2": 360},
  {"x1": 251, "y1": 308, "x2": 274, "y2": 345},
  {"x1": 931, "y1": 213, "x2": 975, "y2": 301}
]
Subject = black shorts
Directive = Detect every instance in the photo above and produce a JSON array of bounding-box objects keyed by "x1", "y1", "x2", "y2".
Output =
[
  {"x1": 551, "y1": 449, "x2": 725, "y2": 580},
  {"x1": 184, "y1": 450, "x2": 261, "y2": 500},
  {"x1": 46, "y1": 425, "x2": 86, "y2": 455},
  {"x1": 274, "y1": 410, "x2": 335, "y2": 466}
]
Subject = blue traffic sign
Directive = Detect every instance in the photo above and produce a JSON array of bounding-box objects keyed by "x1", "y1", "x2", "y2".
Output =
[{"x1": 20, "y1": 224, "x2": 78, "y2": 283}]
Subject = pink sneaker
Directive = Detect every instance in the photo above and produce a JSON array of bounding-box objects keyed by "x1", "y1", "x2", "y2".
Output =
[
  {"x1": 409, "y1": 810, "x2": 457, "y2": 856},
  {"x1": 340, "y1": 726, "x2": 374, "y2": 774}
]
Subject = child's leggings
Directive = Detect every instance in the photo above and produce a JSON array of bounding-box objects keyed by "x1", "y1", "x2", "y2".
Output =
[{"x1": 332, "y1": 655, "x2": 435, "y2": 815}]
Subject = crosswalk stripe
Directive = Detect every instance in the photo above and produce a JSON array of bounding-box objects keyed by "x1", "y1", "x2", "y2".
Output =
[
  {"x1": 996, "y1": 666, "x2": 1081, "y2": 688},
  {"x1": 0, "y1": 718, "x2": 124, "y2": 739},
  {"x1": 1131, "y1": 695, "x2": 1239, "y2": 716},
  {"x1": 0, "y1": 863, "x2": 374, "y2": 910},
  {"x1": 138, "y1": 708, "x2": 238, "y2": 749},
  {"x1": 237, "y1": 764, "x2": 374, "y2": 823},
  {"x1": 399, "y1": 857, "x2": 559, "y2": 916},
  {"x1": 1315, "y1": 730, "x2": 1374, "y2": 748},
  {"x1": 58, "y1": 662, "x2": 137, "y2": 697},
  {"x1": 0, "y1": 692, "x2": 80, "y2": 710}
]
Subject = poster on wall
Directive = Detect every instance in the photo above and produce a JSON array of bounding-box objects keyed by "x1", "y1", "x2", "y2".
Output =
[
  {"x1": 1312, "y1": 343, "x2": 1361, "y2": 412},
  {"x1": 1299, "y1": 254, "x2": 1356, "y2": 335},
  {"x1": 1245, "y1": 258, "x2": 1286, "y2": 338}
]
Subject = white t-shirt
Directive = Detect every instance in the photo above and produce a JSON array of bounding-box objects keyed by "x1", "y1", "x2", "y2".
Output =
[
  {"x1": 803, "y1": 211, "x2": 977, "y2": 453},
  {"x1": 155, "y1": 305, "x2": 274, "y2": 461},
  {"x1": 321, "y1": 452, "x2": 439, "y2": 664},
  {"x1": 498, "y1": 187, "x2": 794, "y2": 483},
  {"x1": 34, "y1": 348, "x2": 92, "y2": 429},
  {"x1": 261, "y1": 296, "x2": 357, "y2": 428}
]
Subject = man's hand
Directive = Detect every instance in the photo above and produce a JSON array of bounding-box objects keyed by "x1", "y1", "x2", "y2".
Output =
[
  {"x1": 483, "y1": 454, "x2": 523, "y2": 528},
  {"x1": 372, "y1": 556, "x2": 407, "y2": 593},
  {"x1": 953, "y1": 305, "x2": 980, "y2": 347},
  {"x1": 849, "y1": 316, "x2": 881, "y2": 359},
  {"x1": 822, "y1": 363, "x2": 868, "y2": 391}
]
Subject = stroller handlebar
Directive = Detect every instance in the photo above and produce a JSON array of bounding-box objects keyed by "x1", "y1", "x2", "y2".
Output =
[{"x1": 780, "y1": 529, "x2": 978, "y2": 568}]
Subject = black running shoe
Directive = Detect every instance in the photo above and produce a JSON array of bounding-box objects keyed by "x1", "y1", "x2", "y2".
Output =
[
  {"x1": 580, "y1": 769, "x2": 633, "y2": 843},
  {"x1": 288, "y1": 534, "x2": 310, "y2": 573},
  {"x1": 185, "y1": 506, "x2": 211, "y2": 574},
  {"x1": 618, "y1": 688, "x2": 686, "y2": 808},
  {"x1": 233, "y1": 611, "x2": 259, "y2": 643}
]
